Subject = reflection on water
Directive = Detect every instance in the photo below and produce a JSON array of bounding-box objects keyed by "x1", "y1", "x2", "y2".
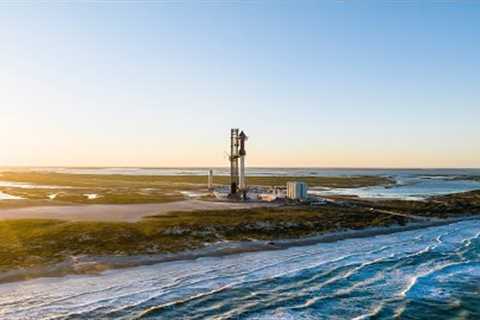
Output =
[
  {"x1": 0, "y1": 181, "x2": 72, "y2": 189},
  {"x1": 312, "y1": 177, "x2": 480, "y2": 200},
  {"x1": 1, "y1": 220, "x2": 479, "y2": 320},
  {"x1": 3, "y1": 167, "x2": 480, "y2": 177},
  {"x1": 83, "y1": 193, "x2": 99, "y2": 200},
  {"x1": 1, "y1": 168, "x2": 478, "y2": 201},
  {"x1": 0, "y1": 192, "x2": 22, "y2": 200}
]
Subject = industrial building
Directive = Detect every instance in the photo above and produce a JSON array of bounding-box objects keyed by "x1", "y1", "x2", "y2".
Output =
[
  {"x1": 258, "y1": 187, "x2": 285, "y2": 202},
  {"x1": 286, "y1": 182, "x2": 308, "y2": 200},
  {"x1": 209, "y1": 130, "x2": 311, "y2": 204},
  {"x1": 208, "y1": 169, "x2": 214, "y2": 191}
]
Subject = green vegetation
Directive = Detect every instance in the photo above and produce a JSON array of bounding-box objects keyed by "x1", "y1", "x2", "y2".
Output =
[
  {"x1": 0, "y1": 187, "x2": 184, "y2": 205},
  {"x1": 0, "y1": 171, "x2": 393, "y2": 188},
  {"x1": 0, "y1": 171, "x2": 393, "y2": 206},
  {"x1": 3, "y1": 172, "x2": 476, "y2": 277},
  {"x1": 0, "y1": 206, "x2": 408, "y2": 272},
  {"x1": 0, "y1": 172, "x2": 208, "y2": 188},
  {"x1": 2, "y1": 189, "x2": 479, "y2": 275},
  {"x1": 0, "y1": 199, "x2": 55, "y2": 209},
  {"x1": 328, "y1": 190, "x2": 480, "y2": 219}
]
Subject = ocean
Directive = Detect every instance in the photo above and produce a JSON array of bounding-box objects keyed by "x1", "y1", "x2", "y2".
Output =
[
  {"x1": 0, "y1": 168, "x2": 479, "y2": 319},
  {"x1": 0, "y1": 220, "x2": 479, "y2": 319},
  {"x1": 8, "y1": 166, "x2": 480, "y2": 178}
]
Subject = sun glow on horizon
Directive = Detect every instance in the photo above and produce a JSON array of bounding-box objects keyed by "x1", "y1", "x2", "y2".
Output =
[{"x1": 1, "y1": 4, "x2": 479, "y2": 168}]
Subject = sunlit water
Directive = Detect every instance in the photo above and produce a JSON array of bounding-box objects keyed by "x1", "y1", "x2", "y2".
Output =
[
  {"x1": 1, "y1": 220, "x2": 479, "y2": 320},
  {"x1": 312, "y1": 176, "x2": 480, "y2": 200},
  {"x1": 0, "y1": 181, "x2": 72, "y2": 189},
  {"x1": 1, "y1": 168, "x2": 479, "y2": 319},
  {"x1": 1, "y1": 168, "x2": 479, "y2": 201},
  {"x1": 0, "y1": 192, "x2": 22, "y2": 200},
  {"x1": 4, "y1": 167, "x2": 480, "y2": 177}
]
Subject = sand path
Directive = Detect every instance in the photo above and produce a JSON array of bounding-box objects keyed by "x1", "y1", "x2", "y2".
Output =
[
  {"x1": 0, "y1": 200, "x2": 276, "y2": 222},
  {"x1": 372, "y1": 208, "x2": 433, "y2": 221}
]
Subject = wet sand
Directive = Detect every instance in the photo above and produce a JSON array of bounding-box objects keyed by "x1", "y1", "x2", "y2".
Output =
[{"x1": 0, "y1": 200, "x2": 277, "y2": 222}]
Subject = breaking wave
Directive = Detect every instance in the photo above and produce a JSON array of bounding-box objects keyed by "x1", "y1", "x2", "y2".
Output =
[{"x1": 1, "y1": 220, "x2": 479, "y2": 319}]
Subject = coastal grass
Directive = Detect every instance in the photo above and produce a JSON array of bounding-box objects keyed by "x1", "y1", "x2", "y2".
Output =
[
  {"x1": 0, "y1": 171, "x2": 394, "y2": 189},
  {"x1": 0, "y1": 206, "x2": 408, "y2": 272},
  {"x1": 0, "y1": 199, "x2": 59, "y2": 209},
  {"x1": 329, "y1": 190, "x2": 480, "y2": 218},
  {"x1": 3, "y1": 189, "x2": 479, "y2": 274},
  {"x1": 0, "y1": 171, "x2": 393, "y2": 206},
  {"x1": 0, "y1": 187, "x2": 184, "y2": 205}
]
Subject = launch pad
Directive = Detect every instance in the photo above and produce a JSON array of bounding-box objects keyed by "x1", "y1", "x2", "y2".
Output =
[{"x1": 209, "y1": 129, "x2": 308, "y2": 203}]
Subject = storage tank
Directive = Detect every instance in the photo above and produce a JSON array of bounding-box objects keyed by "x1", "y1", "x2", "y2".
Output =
[
  {"x1": 286, "y1": 181, "x2": 308, "y2": 200},
  {"x1": 208, "y1": 169, "x2": 214, "y2": 191}
]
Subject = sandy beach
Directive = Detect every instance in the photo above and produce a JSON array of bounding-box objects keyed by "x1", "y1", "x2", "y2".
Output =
[{"x1": 2, "y1": 215, "x2": 477, "y2": 284}]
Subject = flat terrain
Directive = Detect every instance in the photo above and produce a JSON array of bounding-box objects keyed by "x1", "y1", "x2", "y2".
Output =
[
  {"x1": 328, "y1": 189, "x2": 480, "y2": 219},
  {"x1": 0, "y1": 171, "x2": 393, "y2": 207},
  {"x1": 0, "y1": 190, "x2": 479, "y2": 279},
  {"x1": 0, "y1": 205, "x2": 409, "y2": 273},
  {"x1": 0, "y1": 200, "x2": 277, "y2": 222},
  {"x1": 1, "y1": 171, "x2": 478, "y2": 281},
  {"x1": 0, "y1": 171, "x2": 394, "y2": 188}
]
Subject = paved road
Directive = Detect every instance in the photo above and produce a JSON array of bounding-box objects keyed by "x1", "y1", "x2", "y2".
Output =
[{"x1": 0, "y1": 200, "x2": 276, "y2": 222}]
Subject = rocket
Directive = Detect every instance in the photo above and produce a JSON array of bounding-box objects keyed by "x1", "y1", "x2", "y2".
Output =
[
  {"x1": 239, "y1": 131, "x2": 247, "y2": 192},
  {"x1": 229, "y1": 129, "x2": 248, "y2": 199}
]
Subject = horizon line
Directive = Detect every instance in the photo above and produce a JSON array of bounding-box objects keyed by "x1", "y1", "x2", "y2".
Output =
[{"x1": 1, "y1": 165, "x2": 479, "y2": 170}]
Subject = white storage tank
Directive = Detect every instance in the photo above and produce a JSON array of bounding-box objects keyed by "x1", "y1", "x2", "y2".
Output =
[
  {"x1": 286, "y1": 181, "x2": 308, "y2": 200},
  {"x1": 208, "y1": 169, "x2": 214, "y2": 190}
]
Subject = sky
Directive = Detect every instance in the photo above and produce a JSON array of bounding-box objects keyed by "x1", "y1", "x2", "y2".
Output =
[{"x1": 0, "y1": 2, "x2": 479, "y2": 168}]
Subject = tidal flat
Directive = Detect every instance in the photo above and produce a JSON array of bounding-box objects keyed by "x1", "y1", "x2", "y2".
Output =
[
  {"x1": 0, "y1": 171, "x2": 478, "y2": 284},
  {"x1": 0, "y1": 171, "x2": 393, "y2": 208}
]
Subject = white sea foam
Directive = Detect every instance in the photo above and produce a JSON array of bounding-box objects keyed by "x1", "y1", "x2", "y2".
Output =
[{"x1": 0, "y1": 220, "x2": 479, "y2": 319}]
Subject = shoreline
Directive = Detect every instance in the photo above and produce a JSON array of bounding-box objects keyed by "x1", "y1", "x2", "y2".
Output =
[{"x1": 2, "y1": 215, "x2": 478, "y2": 285}]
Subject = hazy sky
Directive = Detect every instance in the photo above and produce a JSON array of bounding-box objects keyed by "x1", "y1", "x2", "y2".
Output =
[{"x1": 1, "y1": 2, "x2": 479, "y2": 168}]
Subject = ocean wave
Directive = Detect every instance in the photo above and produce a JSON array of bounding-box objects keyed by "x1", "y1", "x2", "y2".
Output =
[{"x1": 1, "y1": 220, "x2": 480, "y2": 320}]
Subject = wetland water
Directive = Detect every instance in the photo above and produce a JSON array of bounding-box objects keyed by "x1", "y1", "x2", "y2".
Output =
[{"x1": 1, "y1": 168, "x2": 479, "y2": 319}]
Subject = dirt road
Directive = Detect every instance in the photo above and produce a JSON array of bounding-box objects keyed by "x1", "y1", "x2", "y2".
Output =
[{"x1": 0, "y1": 200, "x2": 277, "y2": 222}]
